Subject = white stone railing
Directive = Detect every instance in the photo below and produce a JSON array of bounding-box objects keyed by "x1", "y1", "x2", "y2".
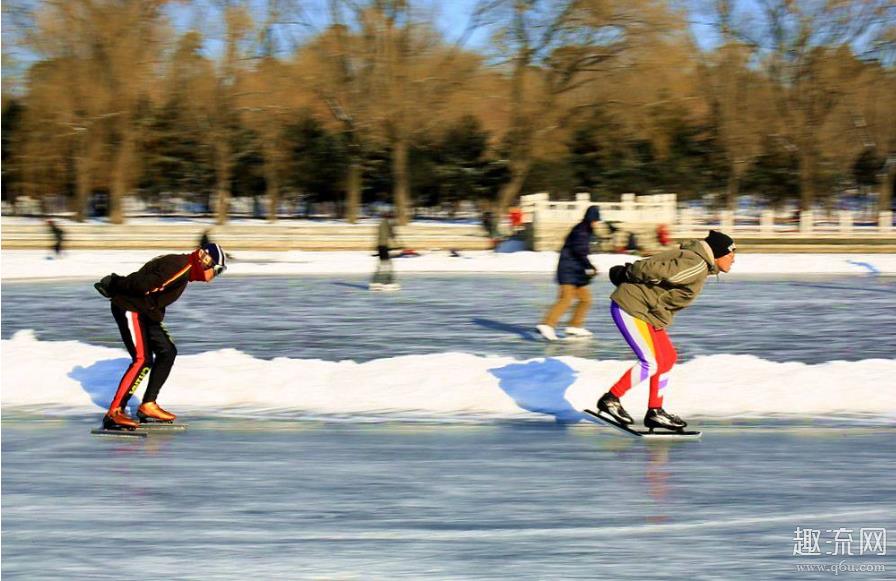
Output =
[
  {"x1": 678, "y1": 208, "x2": 894, "y2": 235},
  {"x1": 522, "y1": 192, "x2": 677, "y2": 226},
  {"x1": 523, "y1": 192, "x2": 893, "y2": 235}
]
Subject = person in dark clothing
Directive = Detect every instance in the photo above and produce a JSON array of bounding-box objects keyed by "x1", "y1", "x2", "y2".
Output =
[
  {"x1": 47, "y1": 219, "x2": 64, "y2": 256},
  {"x1": 536, "y1": 205, "x2": 601, "y2": 341},
  {"x1": 93, "y1": 243, "x2": 227, "y2": 430},
  {"x1": 625, "y1": 231, "x2": 640, "y2": 254},
  {"x1": 482, "y1": 210, "x2": 495, "y2": 238}
]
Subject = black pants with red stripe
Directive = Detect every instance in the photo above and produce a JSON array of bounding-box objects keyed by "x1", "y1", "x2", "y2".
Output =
[{"x1": 109, "y1": 303, "x2": 177, "y2": 411}]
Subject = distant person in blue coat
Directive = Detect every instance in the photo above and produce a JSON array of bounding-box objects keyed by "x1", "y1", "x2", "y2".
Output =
[{"x1": 537, "y1": 205, "x2": 601, "y2": 341}]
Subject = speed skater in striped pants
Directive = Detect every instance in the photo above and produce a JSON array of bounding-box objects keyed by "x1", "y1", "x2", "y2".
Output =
[
  {"x1": 607, "y1": 301, "x2": 677, "y2": 410},
  {"x1": 596, "y1": 230, "x2": 736, "y2": 431}
]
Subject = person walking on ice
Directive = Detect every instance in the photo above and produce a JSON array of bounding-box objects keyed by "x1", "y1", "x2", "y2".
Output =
[
  {"x1": 46, "y1": 219, "x2": 65, "y2": 257},
  {"x1": 596, "y1": 230, "x2": 736, "y2": 431},
  {"x1": 93, "y1": 243, "x2": 227, "y2": 430},
  {"x1": 536, "y1": 205, "x2": 601, "y2": 341},
  {"x1": 370, "y1": 210, "x2": 400, "y2": 291}
]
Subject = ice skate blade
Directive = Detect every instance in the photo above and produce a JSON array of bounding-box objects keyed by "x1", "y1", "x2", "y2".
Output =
[
  {"x1": 91, "y1": 428, "x2": 148, "y2": 438},
  {"x1": 138, "y1": 422, "x2": 188, "y2": 431},
  {"x1": 583, "y1": 409, "x2": 701, "y2": 440}
]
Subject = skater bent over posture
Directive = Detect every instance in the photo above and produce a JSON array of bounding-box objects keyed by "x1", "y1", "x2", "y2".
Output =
[
  {"x1": 537, "y1": 205, "x2": 601, "y2": 341},
  {"x1": 93, "y1": 244, "x2": 227, "y2": 429},
  {"x1": 597, "y1": 230, "x2": 735, "y2": 431}
]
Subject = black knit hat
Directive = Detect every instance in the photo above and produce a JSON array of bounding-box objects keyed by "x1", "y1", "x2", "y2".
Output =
[{"x1": 705, "y1": 230, "x2": 735, "y2": 258}]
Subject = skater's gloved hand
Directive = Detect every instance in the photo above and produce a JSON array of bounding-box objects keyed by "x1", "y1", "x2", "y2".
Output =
[
  {"x1": 609, "y1": 263, "x2": 632, "y2": 286},
  {"x1": 94, "y1": 275, "x2": 113, "y2": 299}
]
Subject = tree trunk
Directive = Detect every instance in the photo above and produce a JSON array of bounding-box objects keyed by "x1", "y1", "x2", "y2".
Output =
[
  {"x1": 880, "y1": 154, "x2": 895, "y2": 214},
  {"x1": 109, "y1": 129, "x2": 134, "y2": 225},
  {"x1": 264, "y1": 144, "x2": 280, "y2": 222},
  {"x1": 725, "y1": 164, "x2": 740, "y2": 212},
  {"x1": 345, "y1": 158, "x2": 362, "y2": 224},
  {"x1": 74, "y1": 153, "x2": 91, "y2": 222},
  {"x1": 494, "y1": 1, "x2": 532, "y2": 223},
  {"x1": 392, "y1": 138, "x2": 410, "y2": 225},
  {"x1": 496, "y1": 159, "x2": 531, "y2": 221},
  {"x1": 73, "y1": 134, "x2": 98, "y2": 222},
  {"x1": 215, "y1": 139, "x2": 231, "y2": 225},
  {"x1": 798, "y1": 148, "x2": 815, "y2": 212}
]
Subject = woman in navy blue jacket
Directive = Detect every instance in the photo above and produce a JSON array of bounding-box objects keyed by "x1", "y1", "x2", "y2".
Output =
[{"x1": 537, "y1": 206, "x2": 601, "y2": 341}]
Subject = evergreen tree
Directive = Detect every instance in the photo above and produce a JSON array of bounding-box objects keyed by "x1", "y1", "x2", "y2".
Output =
[
  {"x1": 2, "y1": 99, "x2": 25, "y2": 205},
  {"x1": 282, "y1": 114, "x2": 349, "y2": 206},
  {"x1": 742, "y1": 139, "x2": 800, "y2": 208},
  {"x1": 852, "y1": 147, "x2": 884, "y2": 192}
]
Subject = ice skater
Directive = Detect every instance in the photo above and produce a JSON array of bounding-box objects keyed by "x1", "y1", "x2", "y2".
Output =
[
  {"x1": 93, "y1": 243, "x2": 227, "y2": 430},
  {"x1": 596, "y1": 230, "x2": 736, "y2": 431},
  {"x1": 46, "y1": 219, "x2": 64, "y2": 257},
  {"x1": 536, "y1": 205, "x2": 601, "y2": 341},
  {"x1": 370, "y1": 211, "x2": 400, "y2": 290}
]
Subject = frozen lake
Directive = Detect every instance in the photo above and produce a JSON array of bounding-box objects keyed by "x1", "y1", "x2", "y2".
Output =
[
  {"x1": 3, "y1": 273, "x2": 896, "y2": 363},
  {"x1": 2, "y1": 273, "x2": 895, "y2": 578},
  {"x1": 2, "y1": 417, "x2": 894, "y2": 579}
]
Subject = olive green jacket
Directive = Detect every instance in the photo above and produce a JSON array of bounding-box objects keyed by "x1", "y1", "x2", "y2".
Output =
[
  {"x1": 610, "y1": 239, "x2": 719, "y2": 329},
  {"x1": 377, "y1": 219, "x2": 396, "y2": 247}
]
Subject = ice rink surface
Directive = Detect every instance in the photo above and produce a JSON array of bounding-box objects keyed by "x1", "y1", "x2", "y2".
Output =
[{"x1": 2, "y1": 265, "x2": 895, "y2": 579}]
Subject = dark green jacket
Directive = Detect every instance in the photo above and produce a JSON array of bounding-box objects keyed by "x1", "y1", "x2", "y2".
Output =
[{"x1": 610, "y1": 239, "x2": 718, "y2": 329}]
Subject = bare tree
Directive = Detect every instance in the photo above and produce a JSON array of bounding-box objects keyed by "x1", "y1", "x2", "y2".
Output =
[
  {"x1": 854, "y1": 60, "x2": 896, "y2": 213},
  {"x1": 306, "y1": 0, "x2": 371, "y2": 223},
  {"x1": 12, "y1": 0, "x2": 168, "y2": 223},
  {"x1": 302, "y1": 0, "x2": 483, "y2": 224},
  {"x1": 698, "y1": 0, "x2": 765, "y2": 210},
  {"x1": 712, "y1": 0, "x2": 892, "y2": 211},
  {"x1": 483, "y1": 0, "x2": 683, "y2": 217}
]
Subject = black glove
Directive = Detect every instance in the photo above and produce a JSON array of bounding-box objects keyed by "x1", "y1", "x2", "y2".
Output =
[
  {"x1": 609, "y1": 263, "x2": 632, "y2": 286},
  {"x1": 94, "y1": 274, "x2": 113, "y2": 299}
]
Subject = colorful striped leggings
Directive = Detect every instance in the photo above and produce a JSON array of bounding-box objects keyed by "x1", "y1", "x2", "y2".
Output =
[{"x1": 608, "y1": 301, "x2": 677, "y2": 409}]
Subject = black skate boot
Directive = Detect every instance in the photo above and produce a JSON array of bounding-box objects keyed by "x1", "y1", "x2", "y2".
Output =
[
  {"x1": 597, "y1": 392, "x2": 634, "y2": 425},
  {"x1": 643, "y1": 408, "x2": 687, "y2": 432}
]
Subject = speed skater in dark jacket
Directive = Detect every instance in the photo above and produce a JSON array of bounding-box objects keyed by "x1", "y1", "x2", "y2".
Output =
[{"x1": 93, "y1": 244, "x2": 227, "y2": 430}]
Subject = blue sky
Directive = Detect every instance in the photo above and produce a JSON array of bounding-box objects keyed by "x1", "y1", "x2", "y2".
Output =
[
  {"x1": 166, "y1": 0, "x2": 721, "y2": 58},
  {"x1": 0, "y1": 0, "x2": 724, "y2": 89}
]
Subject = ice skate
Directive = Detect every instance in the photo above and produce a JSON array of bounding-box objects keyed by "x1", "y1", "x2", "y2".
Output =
[
  {"x1": 597, "y1": 392, "x2": 634, "y2": 425},
  {"x1": 369, "y1": 265, "x2": 399, "y2": 291},
  {"x1": 103, "y1": 408, "x2": 139, "y2": 430},
  {"x1": 643, "y1": 408, "x2": 687, "y2": 432},
  {"x1": 536, "y1": 324, "x2": 558, "y2": 341},
  {"x1": 564, "y1": 326, "x2": 593, "y2": 337},
  {"x1": 137, "y1": 401, "x2": 176, "y2": 423}
]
